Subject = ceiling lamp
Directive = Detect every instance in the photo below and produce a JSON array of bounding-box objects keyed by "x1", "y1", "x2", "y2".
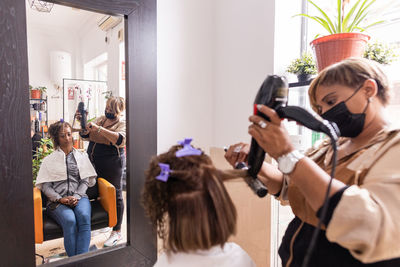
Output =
[{"x1": 28, "y1": 0, "x2": 54, "y2": 13}]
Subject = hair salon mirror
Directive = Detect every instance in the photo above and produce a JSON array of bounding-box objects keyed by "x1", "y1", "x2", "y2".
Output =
[{"x1": 26, "y1": 2, "x2": 128, "y2": 264}]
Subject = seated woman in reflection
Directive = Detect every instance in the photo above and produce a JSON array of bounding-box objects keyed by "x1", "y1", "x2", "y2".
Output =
[
  {"x1": 141, "y1": 138, "x2": 255, "y2": 267},
  {"x1": 79, "y1": 96, "x2": 126, "y2": 247},
  {"x1": 36, "y1": 121, "x2": 97, "y2": 257}
]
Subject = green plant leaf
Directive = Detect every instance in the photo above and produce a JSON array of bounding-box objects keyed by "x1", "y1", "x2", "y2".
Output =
[
  {"x1": 349, "y1": 12, "x2": 368, "y2": 32},
  {"x1": 337, "y1": 0, "x2": 342, "y2": 33},
  {"x1": 286, "y1": 52, "x2": 317, "y2": 75},
  {"x1": 354, "y1": 0, "x2": 378, "y2": 29},
  {"x1": 294, "y1": 14, "x2": 334, "y2": 34},
  {"x1": 87, "y1": 117, "x2": 96, "y2": 123},
  {"x1": 347, "y1": 0, "x2": 368, "y2": 31},
  {"x1": 363, "y1": 20, "x2": 385, "y2": 30},
  {"x1": 342, "y1": 0, "x2": 362, "y2": 32},
  {"x1": 307, "y1": 0, "x2": 336, "y2": 33}
]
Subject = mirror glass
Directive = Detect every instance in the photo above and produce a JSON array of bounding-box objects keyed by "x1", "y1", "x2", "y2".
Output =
[{"x1": 26, "y1": 1, "x2": 127, "y2": 264}]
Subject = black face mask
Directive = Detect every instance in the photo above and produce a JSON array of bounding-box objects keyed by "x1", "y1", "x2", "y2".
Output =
[
  {"x1": 321, "y1": 86, "x2": 369, "y2": 138},
  {"x1": 105, "y1": 111, "x2": 116, "y2": 120}
]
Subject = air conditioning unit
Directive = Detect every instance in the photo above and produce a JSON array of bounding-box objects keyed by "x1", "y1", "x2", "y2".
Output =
[{"x1": 97, "y1": 15, "x2": 122, "y2": 31}]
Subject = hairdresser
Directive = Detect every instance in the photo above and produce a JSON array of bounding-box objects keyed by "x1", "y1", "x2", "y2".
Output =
[
  {"x1": 79, "y1": 96, "x2": 126, "y2": 247},
  {"x1": 225, "y1": 58, "x2": 400, "y2": 266}
]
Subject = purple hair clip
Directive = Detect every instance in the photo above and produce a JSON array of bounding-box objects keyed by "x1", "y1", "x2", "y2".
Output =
[
  {"x1": 156, "y1": 163, "x2": 171, "y2": 182},
  {"x1": 176, "y1": 138, "x2": 202, "y2": 157},
  {"x1": 60, "y1": 118, "x2": 64, "y2": 122}
]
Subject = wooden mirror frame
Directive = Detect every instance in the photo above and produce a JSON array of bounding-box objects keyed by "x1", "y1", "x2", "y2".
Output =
[{"x1": 0, "y1": 0, "x2": 157, "y2": 266}]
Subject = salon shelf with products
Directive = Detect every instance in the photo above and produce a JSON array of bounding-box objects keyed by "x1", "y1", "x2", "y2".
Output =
[{"x1": 29, "y1": 97, "x2": 48, "y2": 135}]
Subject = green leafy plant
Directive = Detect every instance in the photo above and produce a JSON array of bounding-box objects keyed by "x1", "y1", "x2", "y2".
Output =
[
  {"x1": 296, "y1": 0, "x2": 384, "y2": 36},
  {"x1": 364, "y1": 41, "x2": 398, "y2": 65},
  {"x1": 287, "y1": 52, "x2": 317, "y2": 75},
  {"x1": 87, "y1": 117, "x2": 96, "y2": 123},
  {"x1": 36, "y1": 86, "x2": 47, "y2": 93},
  {"x1": 32, "y1": 138, "x2": 54, "y2": 185},
  {"x1": 30, "y1": 86, "x2": 47, "y2": 96}
]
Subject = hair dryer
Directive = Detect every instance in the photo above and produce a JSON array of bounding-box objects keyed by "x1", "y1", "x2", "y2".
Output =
[
  {"x1": 77, "y1": 101, "x2": 87, "y2": 130},
  {"x1": 244, "y1": 75, "x2": 340, "y2": 198}
]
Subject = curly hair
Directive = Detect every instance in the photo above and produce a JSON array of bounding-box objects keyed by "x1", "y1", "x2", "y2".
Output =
[
  {"x1": 48, "y1": 121, "x2": 72, "y2": 148},
  {"x1": 141, "y1": 145, "x2": 237, "y2": 253}
]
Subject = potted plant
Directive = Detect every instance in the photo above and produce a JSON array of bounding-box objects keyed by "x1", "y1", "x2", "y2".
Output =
[
  {"x1": 30, "y1": 86, "x2": 47, "y2": 99},
  {"x1": 37, "y1": 86, "x2": 47, "y2": 98},
  {"x1": 297, "y1": 0, "x2": 384, "y2": 71},
  {"x1": 32, "y1": 138, "x2": 54, "y2": 185},
  {"x1": 286, "y1": 52, "x2": 317, "y2": 82},
  {"x1": 30, "y1": 85, "x2": 40, "y2": 99},
  {"x1": 364, "y1": 41, "x2": 398, "y2": 65}
]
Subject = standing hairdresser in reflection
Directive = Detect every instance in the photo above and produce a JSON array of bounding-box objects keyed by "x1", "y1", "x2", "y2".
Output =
[
  {"x1": 79, "y1": 96, "x2": 126, "y2": 247},
  {"x1": 225, "y1": 58, "x2": 400, "y2": 266}
]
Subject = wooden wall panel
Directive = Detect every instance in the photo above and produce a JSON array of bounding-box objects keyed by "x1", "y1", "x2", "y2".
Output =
[{"x1": 0, "y1": 1, "x2": 36, "y2": 266}]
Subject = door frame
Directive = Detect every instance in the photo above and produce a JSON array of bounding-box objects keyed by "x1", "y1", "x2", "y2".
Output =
[{"x1": 0, "y1": 0, "x2": 157, "y2": 266}]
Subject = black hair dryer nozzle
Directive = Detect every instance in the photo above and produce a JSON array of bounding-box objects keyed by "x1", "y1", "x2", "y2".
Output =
[{"x1": 77, "y1": 101, "x2": 87, "y2": 130}]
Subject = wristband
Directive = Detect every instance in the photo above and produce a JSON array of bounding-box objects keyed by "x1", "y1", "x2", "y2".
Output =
[{"x1": 97, "y1": 126, "x2": 102, "y2": 133}]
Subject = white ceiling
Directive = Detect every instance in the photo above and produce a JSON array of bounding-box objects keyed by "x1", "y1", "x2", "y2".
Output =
[{"x1": 25, "y1": 1, "x2": 105, "y2": 33}]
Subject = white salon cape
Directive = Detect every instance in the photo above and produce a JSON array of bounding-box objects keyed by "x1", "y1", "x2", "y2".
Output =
[
  {"x1": 36, "y1": 148, "x2": 97, "y2": 187},
  {"x1": 154, "y1": 242, "x2": 255, "y2": 267}
]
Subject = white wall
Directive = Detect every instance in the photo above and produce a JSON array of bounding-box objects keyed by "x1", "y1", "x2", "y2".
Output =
[
  {"x1": 157, "y1": 0, "x2": 277, "y2": 152},
  {"x1": 157, "y1": 0, "x2": 216, "y2": 152},
  {"x1": 27, "y1": 25, "x2": 77, "y2": 122},
  {"x1": 274, "y1": 0, "x2": 303, "y2": 79},
  {"x1": 77, "y1": 17, "x2": 124, "y2": 97},
  {"x1": 213, "y1": 0, "x2": 276, "y2": 147}
]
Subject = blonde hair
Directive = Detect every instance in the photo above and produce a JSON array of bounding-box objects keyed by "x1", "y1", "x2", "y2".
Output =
[
  {"x1": 141, "y1": 145, "x2": 237, "y2": 253},
  {"x1": 308, "y1": 57, "x2": 390, "y2": 113},
  {"x1": 106, "y1": 96, "x2": 125, "y2": 115}
]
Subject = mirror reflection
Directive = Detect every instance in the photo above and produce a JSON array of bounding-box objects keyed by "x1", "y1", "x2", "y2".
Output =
[{"x1": 26, "y1": 1, "x2": 127, "y2": 264}]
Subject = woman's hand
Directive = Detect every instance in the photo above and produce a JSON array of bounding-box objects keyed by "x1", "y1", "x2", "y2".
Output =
[
  {"x1": 248, "y1": 105, "x2": 294, "y2": 160},
  {"x1": 224, "y1": 143, "x2": 250, "y2": 168},
  {"x1": 67, "y1": 196, "x2": 78, "y2": 207},
  {"x1": 59, "y1": 196, "x2": 78, "y2": 207},
  {"x1": 86, "y1": 122, "x2": 100, "y2": 133}
]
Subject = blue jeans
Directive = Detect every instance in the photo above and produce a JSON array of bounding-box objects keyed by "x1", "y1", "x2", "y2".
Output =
[{"x1": 46, "y1": 197, "x2": 91, "y2": 256}]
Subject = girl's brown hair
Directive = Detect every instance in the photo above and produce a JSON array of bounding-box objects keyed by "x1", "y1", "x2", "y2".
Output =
[
  {"x1": 106, "y1": 96, "x2": 125, "y2": 115},
  {"x1": 141, "y1": 145, "x2": 237, "y2": 253},
  {"x1": 48, "y1": 121, "x2": 72, "y2": 148},
  {"x1": 308, "y1": 57, "x2": 391, "y2": 113}
]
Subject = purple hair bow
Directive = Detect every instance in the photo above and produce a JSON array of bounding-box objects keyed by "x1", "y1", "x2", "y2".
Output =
[
  {"x1": 176, "y1": 138, "x2": 202, "y2": 157},
  {"x1": 156, "y1": 163, "x2": 171, "y2": 182}
]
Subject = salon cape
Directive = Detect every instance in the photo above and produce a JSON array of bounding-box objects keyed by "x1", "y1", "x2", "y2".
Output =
[{"x1": 36, "y1": 148, "x2": 97, "y2": 188}]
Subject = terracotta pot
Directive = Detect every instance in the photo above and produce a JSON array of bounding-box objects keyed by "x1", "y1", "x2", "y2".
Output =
[
  {"x1": 31, "y1": 89, "x2": 41, "y2": 99},
  {"x1": 310, "y1": 33, "x2": 370, "y2": 72}
]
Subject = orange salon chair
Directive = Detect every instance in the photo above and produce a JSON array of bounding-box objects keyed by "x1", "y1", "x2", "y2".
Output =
[{"x1": 33, "y1": 177, "x2": 117, "y2": 244}]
